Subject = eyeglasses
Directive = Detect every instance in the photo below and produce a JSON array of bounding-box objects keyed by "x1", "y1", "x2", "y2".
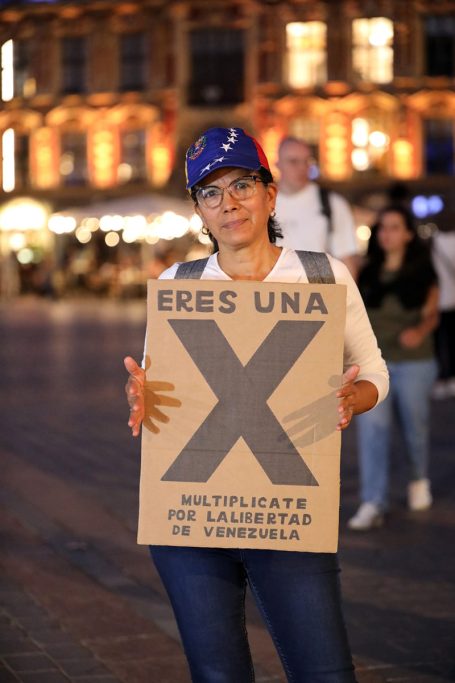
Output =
[{"x1": 194, "y1": 175, "x2": 265, "y2": 209}]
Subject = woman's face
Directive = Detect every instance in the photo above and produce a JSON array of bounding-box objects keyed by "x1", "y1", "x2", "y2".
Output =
[
  {"x1": 194, "y1": 167, "x2": 277, "y2": 251},
  {"x1": 376, "y1": 211, "x2": 413, "y2": 254}
]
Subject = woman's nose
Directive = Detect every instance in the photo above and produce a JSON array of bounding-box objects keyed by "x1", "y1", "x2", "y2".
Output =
[{"x1": 221, "y1": 188, "x2": 240, "y2": 210}]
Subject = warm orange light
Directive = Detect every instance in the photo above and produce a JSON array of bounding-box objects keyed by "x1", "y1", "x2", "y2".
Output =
[
  {"x1": 392, "y1": 139, "x2": 415, "y2": 179},
  {"x1": 151, "y1": 144, "x2": 172, "y2": 186},
  {"x1": 149, "y1": 124, "x2": 173, "y2": 187},
  {"x1": 30, "y1": 127, "x2": 59, "y2": 189},
  {"x1": 89, "y1": 127, "x2": 118, "y2": 188},
  {"x1": 322, "y1": 113, "x2": 350, "y2": 179},
  {"x1": 261, "y1": 127, "x2": 282, "y2": 177}
]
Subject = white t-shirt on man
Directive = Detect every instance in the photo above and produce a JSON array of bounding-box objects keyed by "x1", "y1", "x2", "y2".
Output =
[
  {"x1": 275, "y1": 182, "x2": 358, "y2": 260},
  {"x1": 159, "y1": 247, "x2": 389, "y2": 404}
]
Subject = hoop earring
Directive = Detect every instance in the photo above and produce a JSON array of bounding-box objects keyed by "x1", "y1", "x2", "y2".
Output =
[{"x1": 201, "y1": 226, "x2": 210, "y2": 236}]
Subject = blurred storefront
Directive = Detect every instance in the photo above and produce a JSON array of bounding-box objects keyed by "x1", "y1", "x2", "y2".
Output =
[{"x1": 0, "y1": 0, "x2": 454, "y2": 296}]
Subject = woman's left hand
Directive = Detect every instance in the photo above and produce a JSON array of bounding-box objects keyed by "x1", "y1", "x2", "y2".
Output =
[
  {"x1": 399, "y1": 327, "x2": 424, "y2": 349},
  {"x1": 336, "y1": 364, "x2": 360, "y2": 431}
]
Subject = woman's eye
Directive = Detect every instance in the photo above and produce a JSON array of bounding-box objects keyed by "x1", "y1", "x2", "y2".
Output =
[
  {"x1": 234, "y1": 181, "x2": 249, "y2": 191},
  {"x1": 202, "y1": 188, "x2": 220, "y2": 199}
]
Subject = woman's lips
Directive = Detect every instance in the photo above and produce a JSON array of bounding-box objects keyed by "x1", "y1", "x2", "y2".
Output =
[{"x1": 222, "y1": 218, "x2": 247, "y2": 230}]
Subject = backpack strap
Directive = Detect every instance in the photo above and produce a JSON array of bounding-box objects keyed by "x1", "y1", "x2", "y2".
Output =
[
  {"x1": 174, "y1": 258, "x2": 209, "y2": 279},
  {"x1": 318, "y1": 185, "x2": 333, "y2": 234},
  {"x1": 174, "y1": 252, "x2": 335, "y2": 284},
  {"x1": 295, "y1": 250, "x2": 335, "y2": 284}
]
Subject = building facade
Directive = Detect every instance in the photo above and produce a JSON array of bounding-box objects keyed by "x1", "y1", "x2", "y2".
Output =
[{"x1": 1, "y1": 0, "x2": 454, "y2": 221}]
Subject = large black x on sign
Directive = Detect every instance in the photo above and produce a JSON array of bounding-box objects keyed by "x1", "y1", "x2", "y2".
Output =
[{"x1": 161, "y1": 319, "x2": 324, "y2": 485}]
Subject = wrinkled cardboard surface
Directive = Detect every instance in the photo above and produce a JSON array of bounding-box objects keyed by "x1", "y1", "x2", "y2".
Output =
[{"x1": 138, "y1": 279, "x2": 346, "y2": 552}]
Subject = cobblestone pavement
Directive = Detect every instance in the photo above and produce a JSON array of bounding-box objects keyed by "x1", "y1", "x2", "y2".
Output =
[{"x1": 1, "y1": 298, "x2": 454, "y2": 683}]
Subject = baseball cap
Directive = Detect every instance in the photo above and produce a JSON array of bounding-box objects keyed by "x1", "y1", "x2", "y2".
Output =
[{"x1": 185, "y1": 127, "x2": 272, "y2": 190}]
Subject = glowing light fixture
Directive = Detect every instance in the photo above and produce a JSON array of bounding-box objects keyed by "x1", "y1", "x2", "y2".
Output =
[
  {"x1": 351, "y1": 149, "x2": 369, "y2": 171},
  {"x1": 352, "y1": 118, "x2": 369, "y2": 147},
  {"x1": 17, "y1": 247, "x2": 34, "y2": 264},
  {"x1": 188, "y1": 213, "x2": 203, "y2": 234},
  {"x1": 2, "y1": 128, "x2": 15, "y2": 192},
  {"x1": 0, "y1": 197, "x2": 49, "y2": 231},
  {"x1": 75, "y1": 226, "x2": 92, "y2": 243},
  {"x1": 48, "y1": 215, "x2": 76, "y2": 234},
  {"x1": 356, "y1": 225, "x2": 372, "y2": 241},
  {"x1": 1, "y1": 40, "x2": 14, "y2": 102},
  {"x1": 369, "y1": 131, "x2": 389, "y2": 148},
  {"x1": 105, "y1": 231, "x2": 120, "y2": 247},
  {"x1": 9, "y1": 232, "x2": 26, "y2": 251}
]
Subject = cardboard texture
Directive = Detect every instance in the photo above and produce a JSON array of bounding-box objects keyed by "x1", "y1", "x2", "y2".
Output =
[{"x1": 138, "y1": 279, "x2": 347, "y2": 552}]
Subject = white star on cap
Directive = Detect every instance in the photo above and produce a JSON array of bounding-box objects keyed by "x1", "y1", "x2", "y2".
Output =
[
  {"x1": 227, "y1": 136, "x2": 237, "y2": 143},
  {"x1": 221, "y1": 143, "x2": 232, "y2": 152},
  {"x1": 213, "y1": 156, "x2": 225, "y2": 164},
  {"x1": 199, "y1": 164, "x2": 212, "y2": 175}
]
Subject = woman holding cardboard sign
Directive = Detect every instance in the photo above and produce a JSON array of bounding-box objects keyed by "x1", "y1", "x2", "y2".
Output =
[{"x1": 125, "y1": 127, "x2": 388, "y2": 683}]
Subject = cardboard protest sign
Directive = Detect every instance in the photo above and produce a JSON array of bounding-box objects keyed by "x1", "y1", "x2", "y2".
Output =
[{"x1": 138, "y1": 279, "x2": 346, "y2": 552}]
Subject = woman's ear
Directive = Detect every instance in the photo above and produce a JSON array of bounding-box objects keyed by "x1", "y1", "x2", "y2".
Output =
[{"x1": 267, "y1": 182, "x2": 278, "y2": 209}]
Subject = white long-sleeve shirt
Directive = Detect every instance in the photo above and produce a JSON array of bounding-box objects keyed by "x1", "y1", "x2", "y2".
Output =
[{"x1": 158, "y1": 247, "x2": 389, "y2": 405}]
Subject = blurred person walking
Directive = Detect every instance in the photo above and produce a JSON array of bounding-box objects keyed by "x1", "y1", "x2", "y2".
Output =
[
  {"x1": 349, "y1": 206, "x2": 439, "y2": 531},
  {"x1": 275, "y1": 137, "x2": 359, "y2": 278},
  {"x1": 431, "y1": 227, "x2": 455, "y2": 399}
]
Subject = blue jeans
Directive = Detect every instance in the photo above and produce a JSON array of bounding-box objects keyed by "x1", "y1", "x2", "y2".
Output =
[
  {"x1": 356, "y1": 358, "x2": 437, "y2": 509},
  {"x1": 150, "y1": 545, "x2": 357, "y2": 683}
]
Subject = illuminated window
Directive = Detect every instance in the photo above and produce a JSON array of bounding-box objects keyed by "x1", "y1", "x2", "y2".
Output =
[
  {"x1": 118, "y1": 130, "x2": 147, "y2": 184},
  {"x1": 60, "y1": 132, "x2": 87, "y2": 186},
  {"x1": 1, "y1": 40, "x2": 13, "y2": 102},
  {"x1": 120, "y1": 33, "x2": 146, "y2": 91},
  {"x1": 351, "y1": 116, "x2": 389, "y2": 173},
  {"x1": 425, "y1": 16, "x2": 455, "y2": 77},
  {"x1": 352, "y1": 18, "x2": 393, "y2": 83},
  {"x1": 2, "y1": 129, "x2": 15, "y2": 192},
  {"x1": 424, "y1": 119, "x2": 454, "y2": 176},
  {"x1": 61, "y1": 36, "x2": 87, "y2": 94},
  {"x1": 286, "y1": 22, "x2": 327, "y2": 88},
  {"x1": 1, "y1": 39, "x2": 35, "y2": 100},
  {"x1": 0, "y1": 130, "x2": 34, "y2": 200},
  {"x1": 189, "y1": 28, "x2": 245, "y2": 105}
]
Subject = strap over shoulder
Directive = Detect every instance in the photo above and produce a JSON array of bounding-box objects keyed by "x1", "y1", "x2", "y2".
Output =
[
  {"x1": 174, "y1": 258, "x2": 209, "y2": 279},
  {"x1": 318, "y1": 185, "x2": 333, "y2": 234},
  {"x1": 173, "y1": 251, "x2": 335, "y2": 283},
  {"x1": 295, "y1": 250, "x2": 335, "y2": 284}
]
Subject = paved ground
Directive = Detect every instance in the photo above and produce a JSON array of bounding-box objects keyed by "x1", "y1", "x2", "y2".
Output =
[{"x1": 0, "y1": 297, "x2": 454, "y2": 683}]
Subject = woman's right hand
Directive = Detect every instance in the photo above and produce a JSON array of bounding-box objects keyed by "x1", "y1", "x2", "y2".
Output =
[{"x1": 124, "y1": 356, "x2": 145, "y2": 437}]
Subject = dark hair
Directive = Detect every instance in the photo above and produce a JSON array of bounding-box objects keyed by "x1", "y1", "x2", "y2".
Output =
[
  {"x1": 190, "y1": 167, "x2": 282, "y2": 253},
  {"x1": 359, "y1": 205, "x2": 437, "y2": 309}
]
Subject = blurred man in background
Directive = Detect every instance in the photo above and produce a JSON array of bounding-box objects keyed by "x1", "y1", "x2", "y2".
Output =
[{"x1": 276, "y1": 137, "x2": 359, "y2": 278}]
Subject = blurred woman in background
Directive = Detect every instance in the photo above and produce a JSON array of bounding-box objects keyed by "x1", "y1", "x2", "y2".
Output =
[{"x1": 349, "y1": 206, "x2": 439, "y2": 531}]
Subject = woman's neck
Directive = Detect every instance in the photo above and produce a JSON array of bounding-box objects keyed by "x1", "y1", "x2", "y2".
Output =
[
  {"x1": 383, "y1": 250, "x2": 405, "y2": 272},
  {"x1": 217, "y1": 241, "x2": 282, "y2": 281}
]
